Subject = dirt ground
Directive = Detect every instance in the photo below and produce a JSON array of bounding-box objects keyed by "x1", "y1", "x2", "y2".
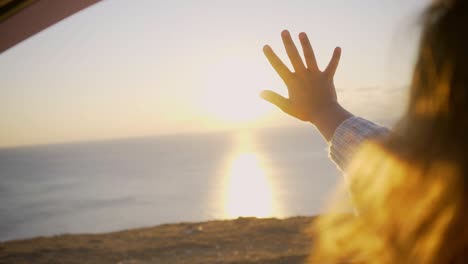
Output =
[{"x1": 0, "y1": 216, "x2": 318, "y2": 264}]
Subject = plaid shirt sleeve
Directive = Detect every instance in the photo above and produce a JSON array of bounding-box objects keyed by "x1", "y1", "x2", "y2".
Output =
[{"x1": 329, "y1": 116, "x2": 390, "y2": 171}]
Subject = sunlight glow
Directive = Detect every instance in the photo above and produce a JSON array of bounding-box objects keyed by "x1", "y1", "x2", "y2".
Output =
[
  {"x1": 224, "y1": 152, "x2": 274, "y2": 218},
  {"x1": 198, "y1": 55, "x2": 272, "y2": 124},
  {"x1": 222, "y1": 131, "x2": 276, "y2": 218}
]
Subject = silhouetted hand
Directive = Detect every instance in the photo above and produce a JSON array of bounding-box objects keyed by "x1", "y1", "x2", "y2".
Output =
[{"x1": 261, "y1": 30, "x2": 342, "y2": 124}]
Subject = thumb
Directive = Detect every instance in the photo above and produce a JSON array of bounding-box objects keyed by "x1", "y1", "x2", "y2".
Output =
[{"x1": 260, "y1": 90, "x2": 290, "y2": 113}]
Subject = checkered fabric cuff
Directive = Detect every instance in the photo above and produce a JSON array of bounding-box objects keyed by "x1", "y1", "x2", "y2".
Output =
[{"x1": 329, "y1": 117, "x2": 390, "y2": 171}]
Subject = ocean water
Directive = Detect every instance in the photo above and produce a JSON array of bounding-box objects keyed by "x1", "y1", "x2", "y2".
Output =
[{"x1": 0, "y1": 126, "x2": 344, "y2": 242}]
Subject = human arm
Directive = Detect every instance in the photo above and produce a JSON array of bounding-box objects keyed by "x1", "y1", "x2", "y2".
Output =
[
  {"x1": 260, "y1": 30, "x2": 353, "y2": 141},
  {"x1": 261, "y1": 30, "x2": 390, "y2": 170},
  {"x1": 329, "y1": 117, "x2": 390, "y2": 171}
]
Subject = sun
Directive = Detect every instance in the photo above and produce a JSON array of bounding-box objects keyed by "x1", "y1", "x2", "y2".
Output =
[{"x1": 197, "y1": 55, "x2": 272, "y2": 124}]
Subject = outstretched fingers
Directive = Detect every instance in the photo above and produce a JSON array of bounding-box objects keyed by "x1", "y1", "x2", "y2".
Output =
[
  {"x1": 299, "y1": 32, "x2": 318, "y2": 71},
  {"x1": 281, "y1": 30, "x2": 306, "y2": 73},
  {"x1": 263, "y1": 45, "x2": 292, "y2": 82},
  {"x1": 324, "y1": 47, "x2": 342, "y2": 79},
  {"x1": 260, "y1": 90, "x2": 291, "y2": 113}
]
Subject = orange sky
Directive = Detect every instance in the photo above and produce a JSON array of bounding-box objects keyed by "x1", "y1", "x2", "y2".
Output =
[{"x1": 0, "y1": 0, "x2": 427, "y2": 148}]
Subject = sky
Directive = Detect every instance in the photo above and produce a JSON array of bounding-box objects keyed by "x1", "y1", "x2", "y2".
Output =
[{"x1": 0, "y1": 0, "x2": 429, "y2": 148}]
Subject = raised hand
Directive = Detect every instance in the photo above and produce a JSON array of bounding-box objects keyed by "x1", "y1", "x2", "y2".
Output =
[{"x1": 261, "y1": 30, "x2": 343, "y2": 124}]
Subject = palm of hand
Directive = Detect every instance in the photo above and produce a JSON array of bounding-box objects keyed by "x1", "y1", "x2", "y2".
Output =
[{"x1": 261, "y1": 30, "x2": 341, "y2": 123}]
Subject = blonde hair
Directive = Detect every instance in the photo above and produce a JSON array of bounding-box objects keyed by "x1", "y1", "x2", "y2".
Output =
[
  {"x1": 309, "y1": 1, "x2": 468, "y2": 263},
  {"x1": 310, "y1": 142, "x2": 468, "y2": 263}
]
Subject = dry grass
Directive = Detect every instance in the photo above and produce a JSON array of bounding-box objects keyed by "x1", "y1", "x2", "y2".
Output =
[{"x1": 0, "y1": 216, "x2": 317, "y2": 264}]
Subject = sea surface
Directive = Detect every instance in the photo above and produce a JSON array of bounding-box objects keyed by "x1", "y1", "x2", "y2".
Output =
[{"x1": 0, "y1": 126, "x2": 346, "y2": 242}]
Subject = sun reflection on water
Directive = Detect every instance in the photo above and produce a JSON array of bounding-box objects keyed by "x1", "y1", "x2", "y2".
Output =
[{"x1": 222, "y1": 131, "x2": 277, "y2": 218}]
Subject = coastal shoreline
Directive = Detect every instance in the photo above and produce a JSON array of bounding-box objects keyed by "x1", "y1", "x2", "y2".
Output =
[{"x1": 0, "y1": 216, "x2": 318, "y2": 264}]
